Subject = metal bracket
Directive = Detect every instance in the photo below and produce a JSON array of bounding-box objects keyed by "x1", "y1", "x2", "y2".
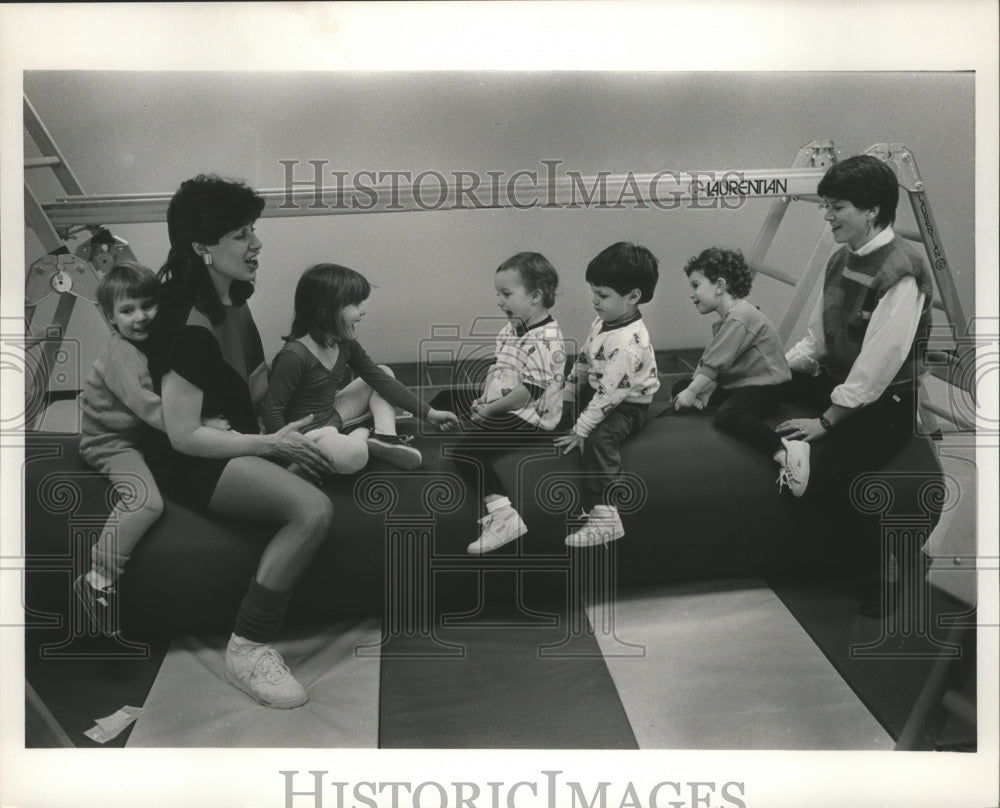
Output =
[{"x1": 25, "y1": 254, "x2": 101, "y2": 310}]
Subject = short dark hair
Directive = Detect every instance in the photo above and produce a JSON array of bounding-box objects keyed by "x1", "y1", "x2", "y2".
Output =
[
  {"x1": 585, "y1": 242, "x2": 659, "y2": 303},
  {"x1": 285, "y1": 263, "x2": 372, "y2": 346},
  {"x1": 817, "y1": 154, "x2": 899, "y2": 229},
  {"x1": 97, "y1": 261, "x2": 159, "y2": 319},
  {"x1": 683, "y1": 247, "x2": 753, "y2": 299},
  {"x1": 496, "y1": 252, "x2": 559, "y2": 308}
]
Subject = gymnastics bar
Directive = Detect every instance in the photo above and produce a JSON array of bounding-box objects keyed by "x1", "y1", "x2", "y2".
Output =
[{"x1": 41, "y1": 167, "x2": 829, "y2": 229}]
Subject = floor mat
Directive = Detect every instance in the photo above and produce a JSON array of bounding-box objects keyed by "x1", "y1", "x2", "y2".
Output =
[
  {"x1": 126, "y1": 619, "x2": 381, "y2": 747},
  {"x1": 589, "y1": 579, "x2": 894, "y2": 749},
  {"x1": 769, "y1": 575, "x2": 976, "y2": 745},
  {"x1": 378, "y1": 607, "x2": 638, "y2": 749}
]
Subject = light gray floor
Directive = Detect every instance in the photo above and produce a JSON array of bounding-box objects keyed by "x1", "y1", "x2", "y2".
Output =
[
  {"x1": 588, "y1": 579, "x2": 895, "y2": 750},
  {"x1": 127, "y1": 619, "x2": 382, "y2": 748}
]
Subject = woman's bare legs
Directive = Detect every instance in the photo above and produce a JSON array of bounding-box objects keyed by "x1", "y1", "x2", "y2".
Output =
[{"x1": 207, "y1": 456, "x2": 334, "y2": 708}]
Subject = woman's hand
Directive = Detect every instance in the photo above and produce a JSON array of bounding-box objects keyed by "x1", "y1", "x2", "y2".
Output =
[
  {"x1": 554, "y1": 431, "x2": 586, "y2": 455},
  {"x1": 673, "y1": 388, "x2": 703, "y2": 411},
  {"x1": 201, "y1": 415, "x2": 232, "y2": 431},
  {"x1": 262, "y1": 415, "x2": 337, "y2": 482},
  {"x1": 427, "y1": 408, "x2": 460, "y2": 431},
  {"x1": 775, "y1": 417, "x2": 828, "y2": 442}
]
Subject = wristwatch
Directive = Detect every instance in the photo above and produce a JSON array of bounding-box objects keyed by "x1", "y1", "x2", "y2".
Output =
[{"x1": 818, "y1": 414, "x2": 833, "y2": 431}]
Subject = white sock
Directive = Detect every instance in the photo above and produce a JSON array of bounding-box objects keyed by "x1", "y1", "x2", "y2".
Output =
[
  {"x1": 486, "y1": 496, "x2": 512, "y2": 514},
  {"x1": 229, "y1": 633, "x2": 264, "y2": 650},
  {"x1": 86, "y1": 569, "x2": 113, "y2": 591}
]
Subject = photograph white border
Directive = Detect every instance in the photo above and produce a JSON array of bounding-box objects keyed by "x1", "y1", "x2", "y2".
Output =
[{"x1": 2, "y1": 3, "x2": 997, "y2": 807}]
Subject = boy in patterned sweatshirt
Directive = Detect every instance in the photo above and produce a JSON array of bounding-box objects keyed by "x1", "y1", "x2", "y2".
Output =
[{"x1": 555, "y1": 242, "x2": 660, "y2": 546}]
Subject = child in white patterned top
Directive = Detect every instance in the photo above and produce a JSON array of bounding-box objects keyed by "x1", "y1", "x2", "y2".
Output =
[
  {"x1": 557, "y1": 242, "x2": 660, "y2": 547},
  {"x1": 458, "y1": 252, "x2": 567, "y2": 554}
]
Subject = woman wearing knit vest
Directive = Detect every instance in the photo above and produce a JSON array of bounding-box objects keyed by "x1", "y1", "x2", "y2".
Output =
[{"x1": 774, "y1": 154, "x2": 933, "y2": 618}]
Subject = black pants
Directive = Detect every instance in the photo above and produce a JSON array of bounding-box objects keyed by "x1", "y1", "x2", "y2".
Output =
[
  {"x1": 670, "y1": 373, "x2": 918, "y2": 577},
  {"x1": 779, "y1": 372, "x2": 919, "y2": 577},
  {"x1": 667, "y1": 378, "x2": 784, "y2": 458},
  {"x1": 569, "y1": 387, "x2": 651, "y2": 511},
  {"x1": 431, "y1": 389, "x2": 554, "y2": 509}
]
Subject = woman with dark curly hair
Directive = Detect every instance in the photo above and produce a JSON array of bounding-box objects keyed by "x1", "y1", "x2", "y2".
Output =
[
  {"x1": 144, "y1": 174, "x2": 338, "y2": 709},
  {"x1": 672, "y1": 247, "x2": 803, "y2": 492}
]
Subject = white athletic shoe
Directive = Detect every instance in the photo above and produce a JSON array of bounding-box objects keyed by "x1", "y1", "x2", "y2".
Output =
[
  {"x1": 776, "y1": 438, "x2": 811, "y2": 497},
  {"x1": 225, "y1": 640, "x2": 308, "y2": 709},
  {"x1": 564, "y1": 505, "x2": 625, "y2": 547},
  {"x1": 467, "y1": 507, "x2": 527, "y2": 554}
]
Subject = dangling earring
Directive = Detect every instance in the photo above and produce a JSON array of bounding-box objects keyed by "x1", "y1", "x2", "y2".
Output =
[{"x1": 202, "y1": 252, "x2": 213, "y2": 266}]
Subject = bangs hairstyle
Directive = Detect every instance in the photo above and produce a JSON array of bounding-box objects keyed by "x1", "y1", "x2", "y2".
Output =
[
  {"x1": 165, "y1": 173, "x2": 265, "y2": 254},
  {"x1": 496, "y1": 252, "x2": 559, "y2": 308},
  {"x1": 585, "y1": 242, "x2": 659, "y2": 303},
  {"x1": 683, "y1": 247, "x2": 753, "y2": 299},
  {"x1": 285, "y1": 263, "x2": 372, "y2": 346},
  {"x1": 97, "y1": 261, "x2": 160, "y2": 318},
  {"x1": 817, "y1": 154, "x2": 900, "y2": 229}
]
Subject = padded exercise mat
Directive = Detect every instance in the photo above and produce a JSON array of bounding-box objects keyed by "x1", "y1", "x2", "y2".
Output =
[
  {"x1": 126, "y1": 620, "x2": 381, "y2": 747},
  {"x1": 378, "y1": 608, "x2": 638, "y2": 749},
  {"x1": 589, "y1": 579, "x2": 894, "y2": 749}
]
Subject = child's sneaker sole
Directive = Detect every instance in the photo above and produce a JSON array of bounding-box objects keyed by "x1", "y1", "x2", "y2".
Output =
[
  {"x1": 367, "y1": 436, "x2": 422, "y2": 470},
  {"x1": 565, "y1": 525, "x2": 625, "y2": 547}
]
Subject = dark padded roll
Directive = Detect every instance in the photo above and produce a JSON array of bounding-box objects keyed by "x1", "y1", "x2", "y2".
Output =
[{"x1": 23, "y1": 401, "x2": 943, "y2": 637}]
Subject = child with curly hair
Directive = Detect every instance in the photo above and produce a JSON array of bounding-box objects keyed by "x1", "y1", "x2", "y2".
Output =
[{"x1": 674, "y1": 247, "x2": 809, "y2": 496}]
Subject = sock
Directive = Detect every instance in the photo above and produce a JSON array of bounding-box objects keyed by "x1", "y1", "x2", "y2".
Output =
[
  {"x1": 232, "y1": 578, "x2": 294, "y2": 644},
  {"x1": 229, "y1": 633, "x2": 264, "y2": 650},
  {"x1": 485, "y1": 496, "x2": 512, "y2": 514},
  {"x1": 86, "y1": 569, "x2": 113, "y2": 591}
]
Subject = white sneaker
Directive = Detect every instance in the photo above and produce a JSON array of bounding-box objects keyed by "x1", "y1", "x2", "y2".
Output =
[
  {"x1": 466, "y1": 507, "x2": 527, "y2": 554},
  {"x1": 776, "y1": 438, "x2": 810, "y2": 497},
  {"x1": 367, "y1": 433, "x2": 422, "y2": 470},
  {"x1": 565, "y1": 505, "x2": 625, "y2": 547},
  {"x1": 225, "y1": 640, "x2": 308, "y2": 709}
]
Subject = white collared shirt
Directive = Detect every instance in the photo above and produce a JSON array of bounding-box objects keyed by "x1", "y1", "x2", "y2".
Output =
[{"x1": 785, "y1": 226, "x2": 927, "y2": 408}]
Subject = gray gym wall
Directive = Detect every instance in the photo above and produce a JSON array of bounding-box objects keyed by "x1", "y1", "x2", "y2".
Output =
[{"x1": 24, "y1": 71, "x2": 974, "y2": 376}]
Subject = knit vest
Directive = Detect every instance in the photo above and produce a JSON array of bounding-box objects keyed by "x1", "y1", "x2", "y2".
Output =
[{"x1": 821, "y1": 235, "x2": 933, "y2": 389}]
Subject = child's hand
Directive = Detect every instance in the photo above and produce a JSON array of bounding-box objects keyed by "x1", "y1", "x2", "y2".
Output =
[
  {"x1": 698, "y1": 380, "x2": 717, "y2": 405},
  {"x1": 202, "y1": 415, "x2": 232, "y2": 431},
  {"x1": 469, "y1": 406, "x2": 489, "y2": 426},
  {"x1": 427, "y1": 408, "x2": 460, "y2": 432},
  {"x1": 469, "y1": 399, "x2": 491, "y2": 423},
  {"x1": 554, "y1": 431, "x2": 585, "y2": 455},
  {"x1": 673, "y1": 388, "x2": 704, "y2": 411}
]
